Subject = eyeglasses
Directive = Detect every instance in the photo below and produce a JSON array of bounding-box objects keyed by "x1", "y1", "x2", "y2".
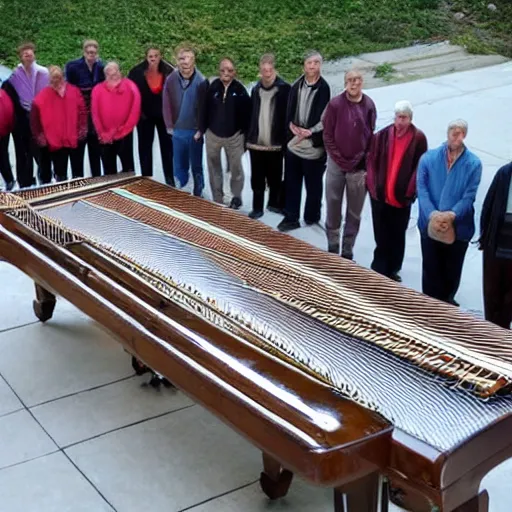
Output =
[{"x1": 220, "y1": 68, "x2": 235, "y2": 73}]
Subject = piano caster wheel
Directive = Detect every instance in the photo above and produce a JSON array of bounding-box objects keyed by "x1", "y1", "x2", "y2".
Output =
[
  {"x1": 148, "y1": 374, "x2": 175, "y2": 390},
  {"x1": 32, "y1": 298, "x2": 56, "y2": 323},
  {"x1": 259, "y1": 469, "x2": 294, "y2": 500},
  {"x1": 132, "y1": 356, "x2": 149, "y2": 376},
  {"x1": 33, "y1": 284, "x2": 56, "y2": 322},
  {"x1": 132, "y1": 357, "x2": 175, "y2": 390}
]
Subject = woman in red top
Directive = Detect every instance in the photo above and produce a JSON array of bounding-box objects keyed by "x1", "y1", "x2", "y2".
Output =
[
  {"x1": 0, "y1": 87, "x2": 15, "y2": 190},
  {"x1": 91, "y1": 61, "x2": 141, "y2": 175},
  {"x1": 31, "y1": 66, "x2": 88, "y2": 184},
  {"x1": 128, "y1": 47, "x2": 174, "y2": 183}
]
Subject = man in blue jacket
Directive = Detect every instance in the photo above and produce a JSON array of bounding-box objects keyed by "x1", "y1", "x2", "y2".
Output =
[{"x1": 416, "y1": 119, "x2": 482, "y2": 306}]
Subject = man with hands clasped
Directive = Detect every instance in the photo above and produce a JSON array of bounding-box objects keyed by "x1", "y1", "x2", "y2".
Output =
[
  {"x1": 277, "y1": 51, "x2": 331, "y2": 232},
  {"x1": 416, "y1": 119, "x2": 482, "y2": 306}
]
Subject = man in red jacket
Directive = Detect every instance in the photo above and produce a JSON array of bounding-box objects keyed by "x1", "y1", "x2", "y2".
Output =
[
  {"x1": 323, "y1": 70, "x2": 376, "y2": 260},
  {"x1": 31, "y1": 66, "x2": 88, "y2": 184},
  {"x1": 366, "y1": 100, "x2": 427, "y2": 281},
  {"x1": 92, "y1": 61, "x2": 141, "y2": 175},
  {"x1": 0, "y1": 88, "x2": 16, "y2": 190}
]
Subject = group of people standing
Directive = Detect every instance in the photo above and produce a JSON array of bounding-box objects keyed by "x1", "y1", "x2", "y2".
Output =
[{"x1": 0, "y1": 40, "x2": 510, "y2": 330}]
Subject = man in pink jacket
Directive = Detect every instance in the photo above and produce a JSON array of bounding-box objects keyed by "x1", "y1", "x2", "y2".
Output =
[
  {"x1": 91, "y1": 61, "x2": 141, "y2": 175},
  {"x1": 31, "y1": 66, "x2": 88, "y2": 184}
]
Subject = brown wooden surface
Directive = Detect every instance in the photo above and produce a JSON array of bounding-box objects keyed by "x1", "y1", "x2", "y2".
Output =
[
  {"x1": 335, "y1": 472, "x2": 380, "y2": 512},
  {"x1": 0, "y1": 222, "x2": 392, "y2": 489},
  {"x1": 2, "y1": 200, "x2": 512, "y2": 510}
]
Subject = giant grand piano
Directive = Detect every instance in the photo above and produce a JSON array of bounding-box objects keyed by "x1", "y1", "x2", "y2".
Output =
[{"x1": 1, "y1": 174, "x2": 512, "y2": 512}]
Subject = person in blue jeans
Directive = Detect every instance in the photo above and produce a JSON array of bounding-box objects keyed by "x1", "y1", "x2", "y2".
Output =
[
  {"x1": 416, "y1": 119, "x2": 482, "y2": 306},
  {"x1": 163, "y1": 45, "x2": 209, "y2": 196}
]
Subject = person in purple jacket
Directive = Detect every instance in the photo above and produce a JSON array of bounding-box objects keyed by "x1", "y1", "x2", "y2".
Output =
[
  {"x1": 6, "y1": 42, "x2": 49, "y2": 188},
  {"x1": 323, "y1": 69, "x2": 376, "y2": 260}
]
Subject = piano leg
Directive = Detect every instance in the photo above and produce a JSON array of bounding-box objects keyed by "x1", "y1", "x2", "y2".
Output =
[
  {"x1": 259, "y1": 453, "x2": 294, "y2": 499},
  {"x1": 453, "y1": 490, "x2": 489, "y2": 512},
  {"x1": 33, "y1": 283, "x2": 56, "y2": 322},
  {"x1": 334, "y1": 472, "x2": 380, "y2": 512}
]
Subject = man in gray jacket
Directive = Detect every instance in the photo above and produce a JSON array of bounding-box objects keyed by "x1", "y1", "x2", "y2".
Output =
[{"x1": 163, "y1": 45, "x2": 208, "y2": 197}]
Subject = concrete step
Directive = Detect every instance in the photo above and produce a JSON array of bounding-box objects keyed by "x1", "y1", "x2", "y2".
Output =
[{"x1": 322, "y1": 42, "x2": 510, "y2": 93}]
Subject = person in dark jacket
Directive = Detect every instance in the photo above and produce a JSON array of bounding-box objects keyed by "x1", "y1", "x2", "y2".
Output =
[
  {"x1": 480, "y1": 163, "x2": 512, "y2": 329},
  {"x1": 366, "y1": 100, "x2": 427, "y2": 281},
  {"x1": 278, "y1": 51, "x2": 331, "y2": 232},
  {"x1": 202, "y1": 58, "x2": 250, "y2": 209},
  {"x1": 0, "y1": 86, "x2": 16, "y2": 190},
  {"x1": 246, "y1": 53, "x2": 291, "y2": 219},
  {"x1": 128, "y1": 47, "x2": 175, "y2": 184},
  {"x1": 65, "y1": 39, "x2": 105, "y2": 178}
]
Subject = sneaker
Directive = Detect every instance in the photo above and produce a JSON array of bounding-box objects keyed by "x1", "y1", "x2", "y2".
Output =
[
  {"x1": 249, "y1": 210, "x2": 264, "y2": 219},
  {"x1": 5, "y1": 180, "x2": 15, "y2": 192},
  {"x1": 328, "y1": 244, "x2": 340, "y2": 254},
  {"x1": 341, "y1": 253, "x2": 353, "y2": 261},
  {"x1": 390, "y1": 272, "x2": 402, "y2": 283},
  {"x1": 230, "y1": 197, "x2": 242, "y2": 210},
  {"x1": 277, "y1": 219, "x2": 300, "y2": 232},
  {"x1": 267, "y1": 205, "x2": 282, "y2": 214}
]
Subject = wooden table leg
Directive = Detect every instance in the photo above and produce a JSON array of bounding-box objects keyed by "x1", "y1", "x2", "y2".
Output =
[
  {"x1": 453, "y1": 491, "x2": 489, "y2": 512},
  {"x1": 33, "y1": 283, "x2": 56, "y2": 322},
  {"x1": 259, "y1": 452, "x2": 294, "y2": 499},
  {"x1": 334, "y1": 472, "x2": 380, "y2": 512}
]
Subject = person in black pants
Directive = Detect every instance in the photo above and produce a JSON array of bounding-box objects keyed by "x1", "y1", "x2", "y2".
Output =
[
  {"x1": 31, "y1": 65, "x2": 88, "y2": 184},
  {"x1": 3, "y1": 42, "x2": 49, "y2": 188},
  {"x1": 479, "y1": 162, "x2": 512, "y2": 329},
  {"x1": 246, "y1": 53, "x2": 290, "y2": 219},
  {"x1": 38, "y1": 148, "x2": 70, "y2": 183},
  {"x1": 0, "y1": 87, "x2": 15, "y2": 190},
  {"x1": 128, "y1": 47, "x2": 175, "y2": 184},
  {"x1": 366, "y1": 100, "x2": 428, "y2": 281},
  {"x1": 65, "y1": 39, "x2": 106, "y2": 178},
  {"x1": 277, "y1": 51, "x2": 331, "y2": 232},
  {"x1": 416, "y1": 119, "x2": 482, "y2": 306},
  {"x1": 0, "y1": 135, "x2": 15, "y2": 191}
]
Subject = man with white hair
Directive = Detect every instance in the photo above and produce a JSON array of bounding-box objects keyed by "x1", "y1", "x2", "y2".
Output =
[
  {"x1": 277, "y1": 50, "x2": 331, "y2": 232},
  {"x1": 322, "y1": 69, "x2": 376, "y2": 260},
  {"x1": 366, "y1": 100, "x2": 427, "y2": 281},
  {"x1": 416, "y1": 119, "x2": 482, "y2": 306}
]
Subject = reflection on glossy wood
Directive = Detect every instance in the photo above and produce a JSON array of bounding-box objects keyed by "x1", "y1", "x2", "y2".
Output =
[
  {"x1": 453, "y1": 491, "x2": 489, "y2": 512},
  {"x1": 33, "y1": 283, "x2": 56, "y2": 322},
  {"x1": 0, "y1": 223, "x2": 393, "y2": 491}
]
